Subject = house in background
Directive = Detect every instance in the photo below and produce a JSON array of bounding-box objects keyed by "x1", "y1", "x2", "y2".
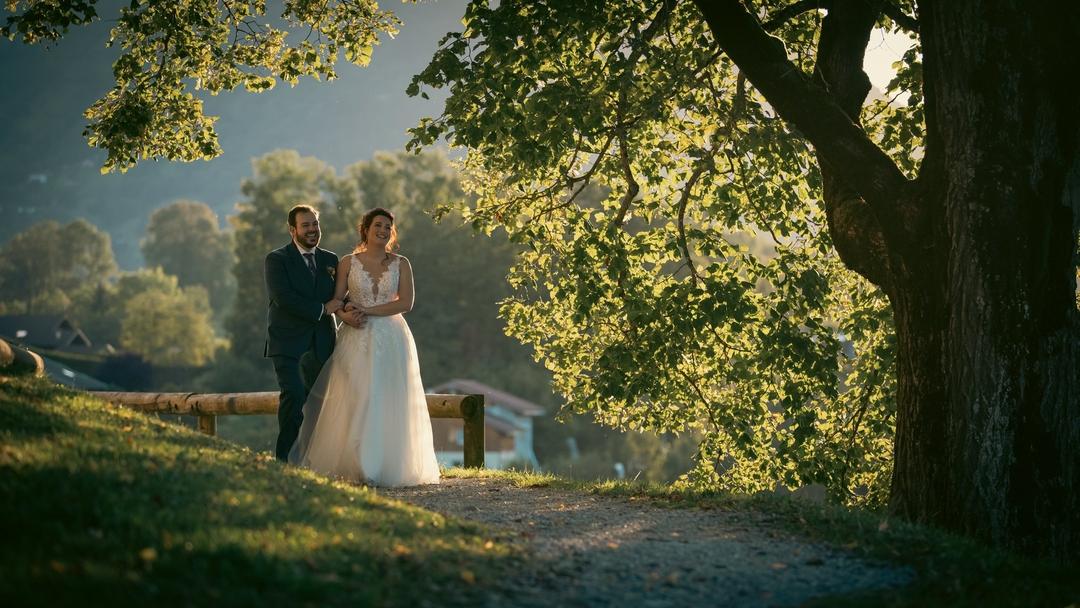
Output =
[
  {"x1": 0, "y1": 314, "x2": 94, "y2": 353},
  {"x1": 0, "y1": 314, "x2": 112, "y2": 389},
  {"x1": 427, "y1": 378, "x2": 544, "y2": 470}
]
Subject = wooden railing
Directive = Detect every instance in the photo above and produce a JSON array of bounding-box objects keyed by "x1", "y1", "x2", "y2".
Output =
[{"x1": 90, "y1": 391, "x2": 486, "y2": 468}]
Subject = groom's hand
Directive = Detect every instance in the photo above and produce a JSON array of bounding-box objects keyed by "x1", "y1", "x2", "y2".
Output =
[
  {"x1": 340, "y1": 308, "x2": 367, "y2": 328},
  {"x1": 324, "y1": 299, "x2": 343, "y2": 315}
]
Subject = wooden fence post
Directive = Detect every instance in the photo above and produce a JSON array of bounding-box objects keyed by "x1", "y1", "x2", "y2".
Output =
[
  {"x1": 196, "y1": 414, "x2": 216, "y2": 436},
  {"x1": 461, "y1": 394, "x2": 485, "y2": 469}
]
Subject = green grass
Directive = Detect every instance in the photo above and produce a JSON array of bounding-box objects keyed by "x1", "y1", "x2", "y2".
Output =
[
  {"x1": 442, "y1": 468, "x2": 1080, "y2": 607},
  {"x1": 0, "y1": 374, "x2": 518, "y2": 607}
]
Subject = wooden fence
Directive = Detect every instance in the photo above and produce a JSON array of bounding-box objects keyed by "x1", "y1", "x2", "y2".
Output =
[{"x1": 90, "y1": 391, "x2": 486, "y2": 468}]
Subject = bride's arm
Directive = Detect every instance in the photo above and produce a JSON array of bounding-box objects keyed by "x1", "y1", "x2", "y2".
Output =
[
  {"x1": 333, "y1": 255, "x2": 351, "y2": 307},
  {"x1": 361, "y1": 256, "x2": 415, "y2": 317}
]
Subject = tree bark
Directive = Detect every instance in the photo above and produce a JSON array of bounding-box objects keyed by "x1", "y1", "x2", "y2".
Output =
[
  {"x1": 919, "y1": 0, "x2": 1080, "y2": 556},
  {"x1": 694, "y1": 0, "x2": 1080, "y2": 557}
]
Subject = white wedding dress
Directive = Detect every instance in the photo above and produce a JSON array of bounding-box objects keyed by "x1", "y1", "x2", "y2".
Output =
[{"x1": 288, "y1": 255, "x2": 441, "y2": 486}]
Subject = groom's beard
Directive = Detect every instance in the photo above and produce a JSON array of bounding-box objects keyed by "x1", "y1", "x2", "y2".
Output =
[{"x1": 299, "y1": 231, "x2": 320, "y2": 247}]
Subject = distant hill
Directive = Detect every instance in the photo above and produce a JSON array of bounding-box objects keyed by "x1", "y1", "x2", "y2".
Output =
[{"x1": 0, "y1": 1, "x2": 465, "y2": 267}]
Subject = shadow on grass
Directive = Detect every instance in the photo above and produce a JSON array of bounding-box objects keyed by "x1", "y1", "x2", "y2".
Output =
[{"x1": 0, "y1": 376, "x2": 518, "y2": 607}]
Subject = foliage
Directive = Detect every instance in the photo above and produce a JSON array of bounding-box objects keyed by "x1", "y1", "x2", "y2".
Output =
[
  {"x1": 0, "y1": 219, "x2": 117, "y2": 314},
  {"x1": 406, "y1": 0, "x2": 921, "y2": 505},
  {"x1": 141, "y1": 199, "x2": 236, "y2": 314},
  {"x1": 0, "y1": 374, "x2": 515, "y2": 606},
  {"x1": 68, "y1": 267, "x2": 218, "y2": 367},
  {"x1": 2, "y1": 0, "x2": 399, "y2": 172},
  {"x1": 120, "y1": 284, "x2": 217, "y2": 366},
  {"x1": 535, "y1": 412, "x2": 699, "y2": 484}
]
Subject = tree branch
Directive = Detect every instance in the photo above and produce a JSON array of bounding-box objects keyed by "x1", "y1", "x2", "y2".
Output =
[
  {"x1": 676, "y1": 161, "x2": 708, "y2": 285},
  {"x1": 691, "y1": 0, "x2": 915, "y2": 248},
  {"x1": 762, "y1": 0, "x2": 829, "y2": 32},
  {"x1": 612, "y1": 127, "x2": 640, "y2": 227},
  {"x1": 812, "y1": 0, "x2": 896, "y2": 292},
  {"x1": 882, "y1": 2, "x2": 918, "y2": 33}
]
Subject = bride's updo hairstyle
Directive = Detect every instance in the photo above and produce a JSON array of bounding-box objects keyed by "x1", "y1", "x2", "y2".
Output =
[{"x1": 354, "y1": 207, "x2": 399, "y2": 254}]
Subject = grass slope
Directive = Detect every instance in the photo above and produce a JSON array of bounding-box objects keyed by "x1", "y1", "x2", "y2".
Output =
[{"x1": 0, "y1": 374, "x2": 515, "y2": 606}]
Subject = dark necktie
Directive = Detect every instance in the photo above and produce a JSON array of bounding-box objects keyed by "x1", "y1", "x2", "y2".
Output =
[{"x1": 302, "y1": 253, "x2": 317, "y2": 280}]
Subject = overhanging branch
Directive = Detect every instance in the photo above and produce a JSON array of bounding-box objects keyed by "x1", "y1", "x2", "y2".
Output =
[
  {"x1": 882, "y1": 3, "x2": 918, "y2": 33},
  {"x1": 691, "y1": 0, "x2": 914, "y2": 246},
  {"x1": 762, "y1": 0, "x2": 829, "y2": 32}
]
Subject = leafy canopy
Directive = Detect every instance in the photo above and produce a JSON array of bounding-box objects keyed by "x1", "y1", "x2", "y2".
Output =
[
  {"x1": 407, "y1": 0, "x2": 922, "y2": 505},
  {"x1": 2, "y1": 0, "x2": 398, "y2": 172}
]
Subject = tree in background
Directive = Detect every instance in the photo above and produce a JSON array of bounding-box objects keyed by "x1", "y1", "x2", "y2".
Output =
[
  {"x1": 69, "y1": 266, "x2": 217, "y2": 371},
  {"x1": 0, "y1": 219, "x2": 116, "y2": 313},
  {"x1": 406, "y1": 0, "x2": 1079, "y2": 556},
  {"x1": 225, "y1": 150, "x2": 337, "y2": 367},
  {"x1": 141, "y1": 200, "x2": 235, "y2": 314},
  {"x1": 71, "y1": 267, "x2": 181, "y2": 348},
  {"x1": 120, "y1": 285, "x2": 216, "y2": 366}
]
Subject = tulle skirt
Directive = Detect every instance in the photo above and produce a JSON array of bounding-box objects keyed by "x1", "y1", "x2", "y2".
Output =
[{"x1": 288, "y1": 314, "x2": 441, "y2": 487}]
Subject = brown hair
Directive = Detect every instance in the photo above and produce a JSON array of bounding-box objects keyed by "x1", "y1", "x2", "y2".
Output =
[
  {"x1": 354, "y1": 207, "x2": 399, "y2": 254},
  {"x1": 287, "y1": 204, "x2": 319, "y2": 227}
]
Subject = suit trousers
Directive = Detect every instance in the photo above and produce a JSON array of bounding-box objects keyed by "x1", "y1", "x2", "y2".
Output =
[{"x1": 272, "y1": 348, "x2": 325, "y2": 461}]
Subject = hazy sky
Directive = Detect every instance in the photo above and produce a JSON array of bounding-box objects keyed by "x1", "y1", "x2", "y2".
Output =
[{"x1": 864, "y1": 28, "x2": 916, "y2": 91}]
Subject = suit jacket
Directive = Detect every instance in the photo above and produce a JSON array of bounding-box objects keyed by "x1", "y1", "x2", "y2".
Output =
[{"x1": 263, "y1": 242, "x2": 338, "y2": 360}]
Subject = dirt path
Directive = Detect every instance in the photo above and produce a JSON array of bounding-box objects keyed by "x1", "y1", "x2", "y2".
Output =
[{"x1": 379, "y1": 477, "x2": 913, "y2": 607}]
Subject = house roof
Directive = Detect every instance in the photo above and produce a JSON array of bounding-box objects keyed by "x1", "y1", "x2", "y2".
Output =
[
  {"x1": 0, "y1": 315, "x2": 92, "y2": 350},
  {"x1": 427, "y1": 378, "x2": 545, "y2": 417}
]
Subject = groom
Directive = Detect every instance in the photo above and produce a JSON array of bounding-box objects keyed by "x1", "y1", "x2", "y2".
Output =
[{"x1": 264, "y1": 204, "x2": 361, "y2": 461}]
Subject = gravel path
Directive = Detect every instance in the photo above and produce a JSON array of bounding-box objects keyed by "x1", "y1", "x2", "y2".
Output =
[{"x1": 379, "y1": 478, "x2": 913, "y2": 607}]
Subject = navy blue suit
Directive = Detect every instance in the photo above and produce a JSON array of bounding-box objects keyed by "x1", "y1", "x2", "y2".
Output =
[{"x1": 264, "y1": 242, "x2": 338, "y2": 460}]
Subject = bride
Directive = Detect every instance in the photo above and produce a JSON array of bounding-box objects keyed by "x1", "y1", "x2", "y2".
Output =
[{"x1": 289, "y1": 207, "x2": 441, "y2": 486}]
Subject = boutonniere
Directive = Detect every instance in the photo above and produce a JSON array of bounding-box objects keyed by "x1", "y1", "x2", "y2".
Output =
[{"x1": 327, "y1": 266, "x2": 336, "y2": 279}]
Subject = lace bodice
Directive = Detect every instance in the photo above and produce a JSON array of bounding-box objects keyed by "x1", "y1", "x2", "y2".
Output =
[{"x1": 348, "y1": 255, "x2": 400, "y2": 308}]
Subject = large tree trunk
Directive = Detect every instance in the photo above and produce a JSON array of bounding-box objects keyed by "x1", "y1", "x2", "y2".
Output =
[
  {"x1": 693, "y1": 0, "x2": 1080, "y2": 557},
  {"x1": 910, "y1": 0, "x2": 1080, "y2": 556}
]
